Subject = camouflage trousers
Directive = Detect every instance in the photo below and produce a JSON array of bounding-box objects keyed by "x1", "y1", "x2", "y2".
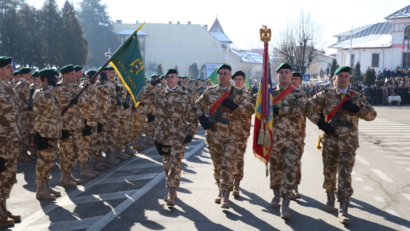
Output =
[
  {"x1": 147, "y1": 120, "x2": 154, "y2": 138},
  {"x1": 96, "y1": 127, "x2": 106, "y2": 156},
  {"x1": 19, "y1": 117, "x2": 31, "y2": 152},
  {"x1": 80, "y1": 126, "x2": 98, "y2": 164},
  {"x1": 132, "y1": 113, "x2": 144, "y2": 140},
  {"x1": 296, "y1": 142, "x2": 305, "y2": 185},
  {"x1": 162, "y1": 140, "x2": 186, "y2": 188},
  {"x1": 119, "y1": 115, "x2": 133, "y2": 146},
  {"x1": 36, "y1": 139, "x2": 58, "y2": 183},
  {"x1": 59, "y1": 129, "x2": 81, "y2": 172},
  {"x1": 322, "y1": 148, "x2": 356, "y2": 203},
  {"x1": 105, "y1": 116, "x2": 120, "y2": 153},
  {"x1": 269, "y1": 144, "x2": 300, "y2": 199},
  {"x1": 234, "y1": 135, "x2": 249, "y2": 180},
  {"x1": 207, "y1": 135, "x2": 237, "y2": 191},
  {"x1": 0, "y1": 142, "x2": 19, "y2": 203}
]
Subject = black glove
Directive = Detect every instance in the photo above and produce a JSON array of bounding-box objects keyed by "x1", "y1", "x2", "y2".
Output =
[
  {"x1": 26, "y1": 105, "x2": 33, "y2": 111},
  {"x1": 132, "y1": 103, "x2": 136, "y2": 110},
  {"x1": 48, "y1": 76, "x2": 57, "y2": 87},
  {"x1": 123, "y1": 102, "x2": 130, "y2": 109},
  {"x1": 221, "y1": 98, "x2": 238, "y2": 111},
  {"x1": 183, "y1": 135, "x2": 193, "y2": 144},
  {"x1": 147, "y1": 114, "x2": 155, "y2": 122},
  {"x1": 61, "y1": 129, "x2": 71, "y2": 140},
  {"x1": 272, "y1": 106, "x2": 280, "y2": 115},
  {"x1": 100, "y1": 72, "x2": 108, "y2": 81},
  {"x1": 70, "y1": 98, "x2": 79, "y2": 105},
  {"x1": 317, "y1": 119, "x2": 334, "y2": 135},
  {"x1": 140, "y1": 103, "x2": 145, "y2": 107},
  {"x1": 97, "y1": 123, "x2": 103, "y2": 133},
  {"x1": 116, "y1": 86, "x2": 121, "y2": 92},
  {"x1": 0, "y1": 158, "x2": 6, "y2": 173},
  {"x1": 342, "y1": 101, "x2": 360, "y2": 114},
  {"x1": 198, "y1": 115, "x2": 211, "y2": 130},
  {"x1": 150, "y1": 78, "x2": 161, "y2": 86}
]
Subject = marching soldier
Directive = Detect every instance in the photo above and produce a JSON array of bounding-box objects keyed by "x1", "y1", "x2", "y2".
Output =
[
  {"x1": 33, "y1": 68, "x2": 61, "y2": 200},
  {"x1": 144, "y1": 74, "x2": 160, "y2": 146},
  {"x1": 138, "y1": 68, "x2": 198, "y2": 207},
  {"x1": 195, "y1": 64, "x2": 255, "y2": 209},
  {"x1": 73, "y1": 65, "x2": 83, "y2": 87},
  {"x1": 193, "y1": 78, "x2": 206, "y2": 101},
  {"x1": 269, "y1": 63, "x2": 307, "y2": 219},
  {"x1": 0, "y1": 57, "x2": 22, "y2": 225},
  {"x1": 189, "y1": 79, "x2": 196, "y2": 95},
  {"x1": 306, "y1": 66, "x2": 377, "y2": 224},
  {"x1": 231, "y1": 71, "x2": 255, "y2": 197},
  {"x1": 180, "y1": 76, "x2": 190, "y2": 93},
  {"x1": 55, "y1": 65, "x2": 87, "y2": 187}
]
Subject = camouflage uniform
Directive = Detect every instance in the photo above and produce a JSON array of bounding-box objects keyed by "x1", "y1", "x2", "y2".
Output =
[
  {"x1": 269, "y1": 84, "x2": 307, "y2": 199},
  {"x1": 33, "y1": 84, "x2": 62, "y2": 182},
  {"x1": 95, "y1": 79, "x2": 111, "y2": 156},
  {"x1": 79, "y1": 81, "x2": 100, "y2": 163},
  {"x1": 138, "y1": 84, "x2": 198, "y2": 188},
  {"x1": 296, "y1": 87, "x2": 308, "y2": 185},
  {"x1": 195, "y1": 85, "x2": 255, "y2": 191},
  {"x1": 55, "y1": 79, "x2": 87, "y2": 173},
  {"x1": 118, "y1": 83, "x2": 133, "y2": 148},
  {"x1": 306, "y1": 87, "x2": 377, "y2": 202},
  {"x1": 132, "y1": 103, "x2": 145, "y2": 140},
  {"x1": 14, "y1": 79, "x2": 32, "y2": 154},
  {"x1": 0, "y1": 79, "x2": 21, "y2": 202},
  {"x1": 105, "y1": 78, "x2": 124, "y2": 153}
]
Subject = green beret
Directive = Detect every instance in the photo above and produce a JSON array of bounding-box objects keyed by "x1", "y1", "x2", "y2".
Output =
[
  {"x1": 32, "y1": 71, "x2": 40, "y2": 77},
  {"x1": 276, "y1": 63, "x2": 292, "y2": 73},
  {"x1": 292, "y1": 72, "x2": 301, "y2": 77},
  {"x1": 74, "y1": 65, "x2": 82, "y2": 72},
  {"x1": 178, "y1": 76, "x2": 182, "y2": 79},
  {"x1": 216, "y1": 64, "x2": 231, "y2": 73},
  {"x1": 19, "y1": 67, "x2": 31, "y2": 74},
  {"x1": 60, "y1": 65, "x2": 74, "y2": 74},
  {"x1": 86, "y1": 69, "x2": 97, "y2": 76},
  {"x1": 165, "y1": 68, "x2": 178, "y2": 77},
  {"x1": 197, "y1": 78, "x2": 204, "y2": 81},
  {"x1": 150, "y1": 74, "x2": 160, "y2": 79},
  {"x1": 189, "y1": 79, "x2": 195, "y2": 82},
  {"x1": 106, "y1": 66, "x2": 115, "y2": 71},
  {"x1": 13, "y1": 71, "x2": 20, "y2": 76},
  {"x1": 39, "y1": 69, "x2": 54, "y2": 78},
  {"x1": 52, "y1": 69, "x2": 59, "y2": 76},
  {"x1": 334, "y1": 66, "x2": 351, "y2": 76},
  {"x1": 180, "y1": 76, "x2": 188, "y2": 79},
  {"x1": 0, "y1": 56, "x2": 12, "y2": 68},
  {"x1": 232, "y1": 71, "x2": 245, "y2": 79}
]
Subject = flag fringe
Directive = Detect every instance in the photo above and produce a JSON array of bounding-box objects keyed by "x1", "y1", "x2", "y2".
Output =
[
  {"x1": 257, "y1": 127, "x2": 265, "y2": 145},
  {"x1": 253, "y1": 150, "x2": 268, "y2": 165}
]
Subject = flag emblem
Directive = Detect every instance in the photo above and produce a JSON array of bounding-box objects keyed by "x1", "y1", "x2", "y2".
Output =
[{"x1": 130, "y1": 58, "x2": 143, "y2": 75}]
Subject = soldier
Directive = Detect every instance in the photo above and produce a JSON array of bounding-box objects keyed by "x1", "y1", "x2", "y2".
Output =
[
  {"x1": 306, "y1": 66, "x2": 377, "y2": 224},
  {"x1": 55, "y1": 65, "x2": 87, "y2": 187},
  {"x1": 138, "y1": 68, "x2": 198, "y2": 206},
  {"x1": 74, "y1": 65, "x2": 83, "y2": 82},
  {"x1": 195, "y1": 64, "x2": 255, "y2": 209},
  {"x1": 33, "y1": 68, "x2": 61, "y2": 200},
  {"x1": 79, "y1": 70, "x2": 100, "y2": 178},
  {"x1": 144, "y1": 74, "x2": 160, "y2": 146},
  {"x1": 131, "y1": 101, "x2": 146, "y2": 151},
  {"x1": 180, "y1": 76, "x2": 190, "y2": 93},
  {"x1": 231, "y1": 71, "x2": 255, "y2": 197},
  {"x1": 269, "y1": 63, "x2": 307, "y2": 219},
  {"x1": 11, "y1": 70, "x2": 21, "y2": 87},
  {"x1": 117, "y1": 78, "x2": 132, "y2": 159},
  {"x1": 0, "y1": 56, "x2": 22, "y2": 225},
  {"x1": 189, "y1": 79, "x2": 197, "y2": 95}
]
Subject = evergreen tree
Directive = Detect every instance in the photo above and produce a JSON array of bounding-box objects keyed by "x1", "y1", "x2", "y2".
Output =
[
  {"x1": 60, "y1": 0, "x2": 88, "y2": 66},
  {"x1": 40, "y1": 0, "x2": 62, "y2": 68},
  {"x1": 354, "y1": 62, "x2": 361, "y2": 78},
  {"x1": 174, "y1": 65, "x2": 178, "y2": 73},
  {"x1": 199, "y1": 64, "x2": 206, "y2": 79},
  {"x1": 157, "y1": 64, "x2": 163, "y2": 75},
  {"x1": 77, "y1": 0, "x2": 120, "y2": 67},
  {"x1": 363, "y1": 67, "x2": 372, "y2": 84},
  {"x1": 0, "y1": 7, "x2": 19, "y2": 60},
  {"x1": 188, "y1": 63, "x2": 199, "y2": 79},
  {"x1": 330, "y1": 58, "x2": 337, "y2": 77},
  {"x1": 319, "y1": 68, "x2": 324, "y2": 78}
]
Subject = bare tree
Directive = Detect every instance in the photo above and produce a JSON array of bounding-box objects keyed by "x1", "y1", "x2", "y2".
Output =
[{"x1": 274, "y1": 8, "x2": 324, "y2": 77}]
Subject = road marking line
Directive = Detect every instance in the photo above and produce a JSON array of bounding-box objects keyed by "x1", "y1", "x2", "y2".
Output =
[
  {"x1": 356, "y1": 156, "x2": 370, "y2": 165},
  {"x1": 62, "y1": 190, "x2": 137, "y2": 206},
  {"x1": 86, "y1": 140, "x2": 206, "y2": 231},
  {"x1": 99, "y1": 173, "x2": 159, "y2": 185},
  {"x1": 355, "y1": 177, "x2": 363, "y2": 182},
  {"x1": 394, "y1": 161, "x2": 410, "y2": 165},
  {"x1": 402, "y1": 193, "x2": 410, "y2": 202},
  {"x1": 384, "y1": 156, "x2": 410, "y2": 160},
  {"x1": 402, "y1": 225, "x2": 410, "y2": 231},
  {"x1": 386, "y1": 209, "x2": 400, "y2": 217},
  {"x1": 374, "y1": 197, "x2": 384, "y2": 202},
  {"x1": 371, "y1": 169, "x2": 393, "y2": 182},
  {"x1": 364, "y1": 186, "x2": 373, "y2": 190},
  {"x1": 351, "y1": 171, "x2": 356, "y2": 175},
  {"x1": 27, "y1": 216, "x2": 103, "y2": 230}
]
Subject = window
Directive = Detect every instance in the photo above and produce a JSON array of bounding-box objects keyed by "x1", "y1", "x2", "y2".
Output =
[
  {"x1": 403, "y1": 53, "x2": 410, "y2": 69},
  {"x1": 405, "y1": 26, "x2": 410, "y2": 39},
  {"x1": 351, "y1": 54, "x2": 355, "y2": 67},
  {"x1": 372, "y1": 54, "x2": 379, "y2": 67}
]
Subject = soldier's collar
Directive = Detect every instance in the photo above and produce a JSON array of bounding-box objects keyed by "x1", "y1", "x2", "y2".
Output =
[
  {"x1": 276, "y1": 83, "x2": 291, "y2": 91},
  {"x1": 217, "y1": 84, "x2": 231, "y2": 91},
  {"x1": 0, "y1": 78, "x2": 10, "y2": 87}
]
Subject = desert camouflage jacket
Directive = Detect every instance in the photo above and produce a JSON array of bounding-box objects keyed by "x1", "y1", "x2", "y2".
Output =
[
  {"x1": 306, "y1": 87, "x2": 377, "y2": 151},
  {"x1": 138, "y1": 84, "x2": 198, "y2": 145},
  {"x1": 195, "y1": 84, "x2": 255, "y2": 137},
  {"x1": 298, "y1": 87, "x2": 308, "y2": 139},
  {"x1": 238, "y1": 86, "x2": 255, "y2": 137},
  {"x1": 95, "y1": 79, "x2": 111, "y2": 124},
  {"x1": 271, "y1": 84, "x2": 308, "y2": 145},
  {"x1": 80, "y1": 81, "x2": 100, "y2": 127},
  {"x1": 0, "y1": 79, "x2": 21, "y2": 146},
  {"x1": 193, "y1": 84, "x2": 207, "y2": 101},
  {"x1": 55, "y1": 79, "x2": 87, "y2": 130},
  {"x1": 33, "y1": 84, "x2": 62, "y2": 139},
  {"x1": 14, "y1": 78, "x2": 31, "y2": 111},
  {"x1": 108, "y1": 78, "x2": 124, "y2": 118}
]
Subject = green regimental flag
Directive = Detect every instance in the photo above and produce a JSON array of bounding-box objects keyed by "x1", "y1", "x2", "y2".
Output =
[
  {"x1": 245, "y1": 76, "x2": 250, "y2": 90},
  {"x1": 207, "y1": 67, "x2": 219, "y2": 85},
  {"x1": 109, "y1": 23, "x2": 146, "y2": 106}
]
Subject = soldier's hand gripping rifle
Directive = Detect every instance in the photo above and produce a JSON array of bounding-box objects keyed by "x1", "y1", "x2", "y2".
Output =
[
  {"x1": 208, "y1": 87, "x2": 243, "y2": 132},
  {"x1": 26, "y1": 76, "x2": 35, "y2": 111},
  {"x1": 115, "y1": 78, "x2": 122, "y2": 106},
  {"x1": 123, "y1": 91, "x2": 130, "y2": 109}
]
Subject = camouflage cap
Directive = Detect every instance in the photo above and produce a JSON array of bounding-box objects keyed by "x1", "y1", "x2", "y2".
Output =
[{"x1": 0, "y1": 56, "x2": 12, "y2": 68}]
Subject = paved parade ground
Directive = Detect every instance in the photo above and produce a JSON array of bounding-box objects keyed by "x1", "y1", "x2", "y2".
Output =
[{"x1": 3, "y1": 106, "x2": 410, "y2": 231}]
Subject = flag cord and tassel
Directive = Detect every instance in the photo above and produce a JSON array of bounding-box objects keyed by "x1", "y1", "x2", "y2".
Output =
[
  {"x1": 266, "y1": 162, "x2": 269, "y2": 177},
  {"x1": 257, "y1": 120, "x2": 265, "y2": 145},
  {"x1": 263, "y1": 119, "x2": 271, "y2": 148}
]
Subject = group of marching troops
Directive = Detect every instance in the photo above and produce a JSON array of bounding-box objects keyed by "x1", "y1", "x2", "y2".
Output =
[{"x1": 0, "y1": 55, "x2": 376, "y2": 226}]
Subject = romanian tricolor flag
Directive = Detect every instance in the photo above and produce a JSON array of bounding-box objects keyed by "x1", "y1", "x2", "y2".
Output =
[{"x1": 253, "y1": 42, "x2": 274, "y2": 167}]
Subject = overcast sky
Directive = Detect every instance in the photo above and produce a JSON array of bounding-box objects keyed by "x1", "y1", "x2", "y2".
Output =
[{"x1": 27, "y1": 0, "x2": 409, "y2": 54}]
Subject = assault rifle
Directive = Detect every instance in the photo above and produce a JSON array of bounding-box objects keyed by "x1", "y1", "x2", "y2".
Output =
[
  {"x1": 208, "y1": 87, "x2": 243, "y2": 132},
  {"x1": 27, "y1": 75, "x2": 36, "y2": 111}
]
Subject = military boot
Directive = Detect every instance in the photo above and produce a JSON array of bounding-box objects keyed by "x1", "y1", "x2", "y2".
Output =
[
  {"x1": 326, "y1": 192, "x2": 336, "y2": 212},
  {"x1": 294, "y1": 182, "x2": 301, "y2": 199},
  {"x1": 27, "y1": 149, "x2": 37, "y2": 160},
  {"x1": 115, "y1": 149, "x2": 127, "y2": 160},
  {"x1": 68, "y1": 173, "x2": 82, "y2": 184},
  {"x1": 124, "y1": 145, "x2": 134, "y2": 155},
  {"x1": 166, "y1": 188, "x2": 176, "y2": 207},
  {"x1": 221, "y1": 191, "x2": 230, "y2": 209},
  {"x1": 60, "y1": 171, "x2": 76, "y2": 187},
  {"x1": 105, "y1": 152, "x2": 119, "y2": 165},
  {"x1": 232, "y1": 179, "x2": 241, "y2": 197},
  {"x1": 133, "y1": 140, "x2": 144, "y2": 151},
  {"x1": 164, "y1": 189, "x2": 177, "y2": 201},
  {"x1": 145, "y1": 136, "x2": 154, "y2": 145},
  {"x1": 1, "y1": 200, "x2": 20, "y2": 221},
  {"x1": 80, "y1": 163, "x2": 96, "y2": 178},
  {"x1": 120, "y1": 149, "x2": 130, "y2": 159},
  {"x1": 215, "y1": 191, "x2": 222, "y2": 203},
  {"x1": 45, "y1": 180, "x2": 61, "y2": 196},
  {"x1": 87, "y1": 161, "x2": 99, "y2": 176},
  {"x1": 93, "y1": 157, "x2": 107, "y2": 171},
  {"x1": 36, "y1": 181, "x2": 56, "y2": 200},
  {"x1": 19, "y1": 150, "x2": 31, "y2": 162},
  {"x1": 338, "y1": 202, "x2": 350, "y2": 224},
  {"x1": 0, "y1": 203, "x2": 14, "y2": 226},
  {"x1": 281, "y1": 198, "x2": 291, "y2": 219},
  {"x1": 270, "y1": 189, "x2": 281, "y2": 208}
]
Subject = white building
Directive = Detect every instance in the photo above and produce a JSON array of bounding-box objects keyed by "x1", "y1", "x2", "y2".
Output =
[{"x1": 330, "y1": 5, "x2": 410, "y2": 73}]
